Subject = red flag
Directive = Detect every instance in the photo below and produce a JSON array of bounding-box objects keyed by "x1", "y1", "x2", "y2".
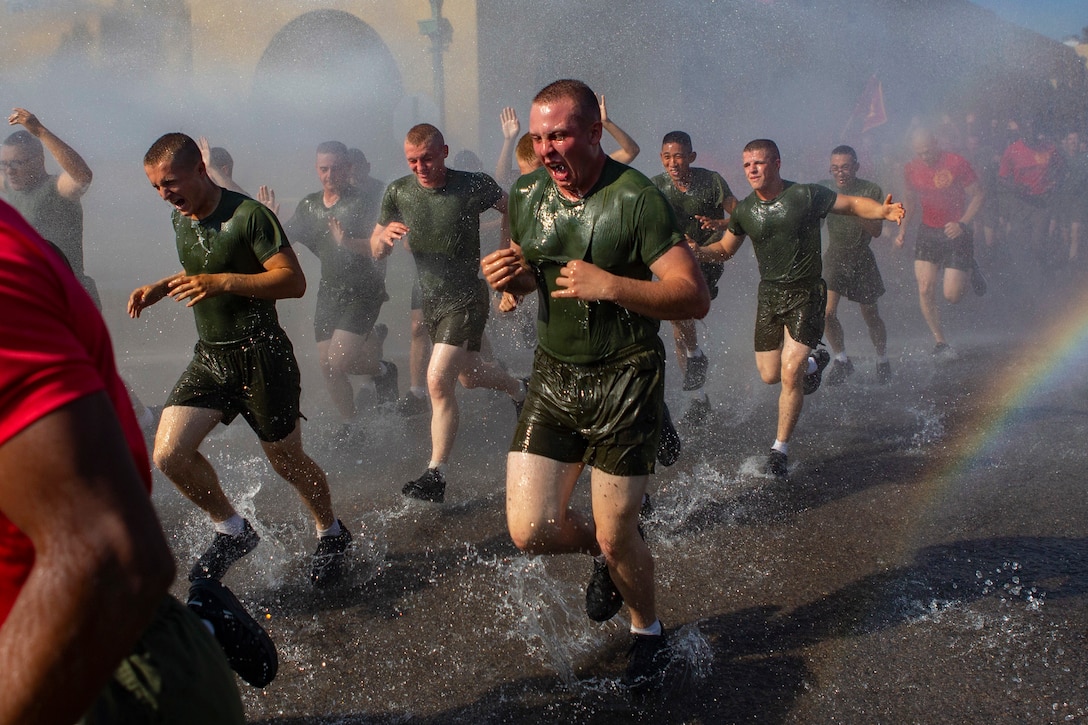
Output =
[{"x1": 853, "y1": 75, "x2": 887, "y2": 133}]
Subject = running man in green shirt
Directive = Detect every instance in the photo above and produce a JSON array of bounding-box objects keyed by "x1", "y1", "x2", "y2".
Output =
[
  {"x1": 371, "y1": 124, "x2": 525, "y2": 504},
  {"x1": 652, "y1": 130, "x2": 737, "y2": 422},
  {"x1": 818, "y1": 145, "x2": 892, "y2": 385},
  {"x1": 695, "y1": 139, "x2": 903, "y2": 479},
  {"x1": 482, "y1": 79, "x2": 709, "y2": 693},
  {"x1": 128, "y1": 133, "x2": 352, "y2": 589}
]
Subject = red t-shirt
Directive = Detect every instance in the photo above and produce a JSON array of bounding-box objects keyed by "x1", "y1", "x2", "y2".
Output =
[
  {"x1": 903, "y1": 151, "x2": 978, "y2": 228},
  {"x1": 0, "y1": 200, "x2": 151, "y2": 624},
  {"x1": 999, "y1": 139, "x2": 1060, "y2": 197}
]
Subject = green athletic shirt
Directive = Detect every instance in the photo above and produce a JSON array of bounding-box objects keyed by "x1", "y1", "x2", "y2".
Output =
[
  {"x1": 727, "y1": 181, "x2": 836, "y2": 286},
  {"x1": 172, "y1": 189, "x2": 288, "y2": 344},
  {"x1": 510, "y1": 158, "x2": 682, "y2": 365},
  {"x1": 818, "y1": 177, "x2": 882, "y2": 252},
  {"x1": 650, "y1": 167, "x2": 731, "y2": 246},
  {"x1": 378, "y1": 169, "x2": 501, "y2": 313},
  {"x1": 286, "y1": 186, "x2": 385, "y2": 302},
  {"x1": 1, "y1": 175, "x2": 84, "y2": 275}
]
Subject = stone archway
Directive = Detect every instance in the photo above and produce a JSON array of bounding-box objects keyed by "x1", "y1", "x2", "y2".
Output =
[{"x1": 251, "y1": 9, "x2": 403, "y2": 168}]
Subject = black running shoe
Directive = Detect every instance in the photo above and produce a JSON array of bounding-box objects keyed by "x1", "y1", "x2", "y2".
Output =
[
  {"x1": 375, "y1": 361, "x2": 399, "y2": 406},
  {"x1": 971, "y1": 259, "x2": 987, "y2": 296},
  {"x1": 932, "y1": 342, "x2": 959, "y2": 362},
  {"x1": 187, "y1": 577, "x2": 278, "y2": 688},
  {"x1": 657, "y1": 403, "x2": 681, "y2": 467},
  {"x1": 763, "y1": 449, "x2": 788, "y2": 479},
  {"x1": 585, "y1": 558, "x2": 624, "y2": 622},
  {"x1": 802, "y1": 348, "x2": 831, "y2": 395},
  {"x1": 311, "y1": 520, "x2": 353, "y2": 588},
  {"x1": 680, "y1": 394, "x2": 711, "y2": 427},
  {"x1": 403, "y1": 468, "x2": 446, "y2": 503},
  {"x1": 188, "y1": 519, "x2": 260, "y2": 582},
  {"x1": 876, "y1": 361, "x2": 892, "y2": 385},
  {"x1": 623, "y1": 629, "x2": 671, "y2": 694},
  {"x1": 825, "y1": 358, "x2": 853, "y2": 386},
  {"x1": 396, "y1": 393, "x2": 429, "y2": 417},
  {"x1": 682, "y1": 351, "x2": 709, "y2": 391}
]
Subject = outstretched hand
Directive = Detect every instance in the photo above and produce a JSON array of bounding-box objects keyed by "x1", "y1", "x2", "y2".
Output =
[
  {"x1": 7, "y1": 107, "x2": 43, "y2": 135},
  {"x1": 257, "y1": 185, "x2": 279, "y2": 217},
  {"x1": 883, "y1": 194, "x2": 905, "y2": 225},
  {"x1": 500, "y1": 107, "x2": 520, "y2": 140},
  {"x1": 197, "y1": 136, "x2": 213, "y2": 166}
]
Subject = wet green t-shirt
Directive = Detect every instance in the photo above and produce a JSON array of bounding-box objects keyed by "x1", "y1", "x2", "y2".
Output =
[
  {"x1": 172, "y1": 189, "x2": 287, "y2": 344},
  {"x1": 286, "y1": 186, "x2": 385, "y2": 302},
  {"x1": 651, "y1": 167, "x2": 731, "y2": 247},
  {"x1": 378, "y1": 169, "x2": 501, "y2": 313},
  {"x1": 818, "y1": 177, "x2": 882, "y2": 252},
  {"x1": 510, "y1": 158, "x2": 682, "y2": 365},
  {"x1": 2, "y1": 175, "x2": 84, "y2": 275},
  {"x1": 727, "y1": 181, "x2": 836, "y2": 286}
]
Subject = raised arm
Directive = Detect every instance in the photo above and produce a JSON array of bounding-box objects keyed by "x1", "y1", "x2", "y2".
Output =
[
  {"x1": 197, "y1": 136, "x2": 247, "y2": 195},
  {"x1": 598, "y1": 95, "x2": 640, "y2": 164},
  {"x1": 495, "y1": 107, "x2": 521, "y2": 188},
  {"x1": 0, "y1": 392, "x2": 175, "y2": 723},
  {"x1": 8, "y1": 108, "x2": 92, "y2": 199}
]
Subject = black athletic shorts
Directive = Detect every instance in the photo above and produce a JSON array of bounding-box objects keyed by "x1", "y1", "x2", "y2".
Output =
[
  {"x1": 424, "y1": 280, "x2": 489, "y2": 352},
  {"x1": 313, "y1": 282, "x2": 385, "y2": 342},
  {"x1": 699, "y1": 260, "x2": 724, "y2": 301},
  {"x1": 754, "y1": 278, "x2": 827, "y2": 352},
  {"x1": 166, "y1": 328, "x2": 301, "y2": 442},
  {"x1": 824, "y1": 245, "x2": 885, "y2": 305},
  {"x1": 511, "y1": 342, "x2": 665, "y2": 477},
  {"x1": 914, "y1": 224, "x2": 973, "y2": 271}
]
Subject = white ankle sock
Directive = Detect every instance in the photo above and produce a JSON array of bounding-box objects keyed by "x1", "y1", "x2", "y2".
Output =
[
  {"x1": 631, "y1": 619, "x2": 663, "y2": 636},
  {"x1": 214, "y1": 514, "x2": 245, "y2": 537},
  {"x1": 317, "y1": 520, "x2": 342, "y2": 538},
  {"x1": 772, "y1": 440, "x2": 788, "y2": 455}
]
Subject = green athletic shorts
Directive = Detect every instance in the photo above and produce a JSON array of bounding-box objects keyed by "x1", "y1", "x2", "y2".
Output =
[
  {"x1": 824, "y1": 245, "x2": 885, "y2": 305},
  {"x1": 754, "y1": 278, "x2": 827, "y2": 352},
  {"x1": 313, "y1": 281, "x2": 385, "y2": 342},
  {"x1": 81, "y1": 595, "x2": 244, "y2": 724},
  {"x1": 423, "y1": 279, "x2": 489, "y2": 352},
  {"x1": 511, "y1": 343, "x2": 665, "y2": 477},
  {"x1": 166, "y1": 327, "x2": 301, "y2": 442}
]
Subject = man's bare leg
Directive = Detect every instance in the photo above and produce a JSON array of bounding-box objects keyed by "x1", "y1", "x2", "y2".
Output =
[
  {"x1": 153, "y1": 405, "x2": 234, "y2": 521},
  {"x1": 261, "y1": 422, "x2": 335, "y2": 530},
  {"x1": 590, "y1": 469, "x2": 654, "y2": 629},
  {"x1": 914, "y1": 259, "x2": 945, "y2": 345},
  {"x1": 505, "y1": 452, "x2": 595, "y2": 554}
]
